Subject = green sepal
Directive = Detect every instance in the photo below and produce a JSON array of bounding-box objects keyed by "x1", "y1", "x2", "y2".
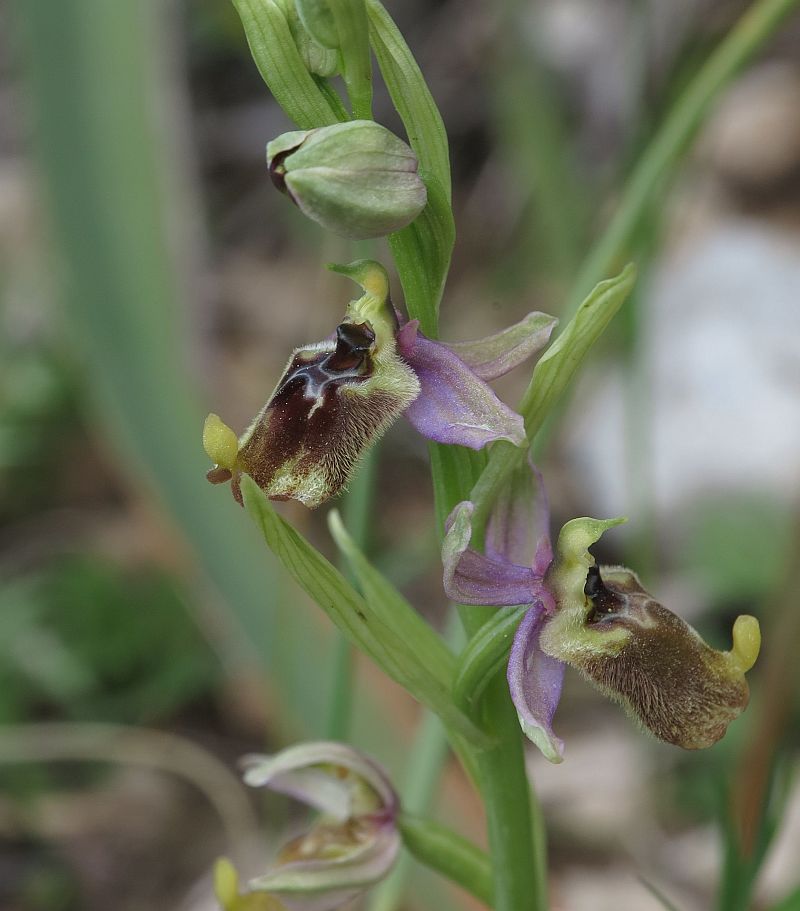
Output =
[
  {"x1": 547, "y1": 516, "x2": 627, "y2": 606},
  {"x1": 242, "y1": 477, "x2": 492, "y2": 749}
]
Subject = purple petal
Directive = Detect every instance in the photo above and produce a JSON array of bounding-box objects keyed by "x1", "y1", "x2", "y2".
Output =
[
  {"x1": 442, "y1": 501, "x2": 539, "y2": 605},
  {"x1": 395, "y1": 319, "x2": 419, "y2": 357},
  {"x1": 485, "y1": 457, "x2": 553, "y2": 577},
  {"x1": 400, "y1": 334, "x2": 526, "y2": 449},
  {"x1": 508, "y1": 606, "x2": 566, "y2": 763},
  {"x1": 249, "y1": 823, "x2": 401, "y2": 911},
  {"x1": 444, "y1": 312, "x2": 557, "y2": 380}
]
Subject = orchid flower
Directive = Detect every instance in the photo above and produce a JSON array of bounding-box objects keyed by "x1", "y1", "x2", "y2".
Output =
[
  {"x1": 204, "y1": 260, "x2": 556, "y2": 507},
  {"x1": 442, "y1": 460, "x2": 761, "y2": 763},
  {"x1": 214, "y1": 742, "x2": 400, "y2": 911}
]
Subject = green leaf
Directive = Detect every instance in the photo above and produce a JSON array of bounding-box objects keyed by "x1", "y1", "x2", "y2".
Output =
[
  {"x1": 388, "y1": 174, "x2": 455, "y2": 335},
  {"x1": 519, "y1": 262, "x2": 637, "y2": 439},
  {"x1": 452, "y1": 606, "x2": 528, "y2": 717},
  {"x1": 233, "y1": 0, "x2": 342, "y2": 128},
  {"x1": 367, "y1": 0, "x2": 450, "y2": 199},
  {"x1": 469, "y1": 266, "x2": 636, "y2": 538},
  {"x1": 242, "y1": 478, "x2": 492, "y2": 748},
  {"x1": 330, "y1": 0, "x2": 373, "y2": 119},
  {"x1": 327, "y1": 510, "x2": 456, "y2": 674}
]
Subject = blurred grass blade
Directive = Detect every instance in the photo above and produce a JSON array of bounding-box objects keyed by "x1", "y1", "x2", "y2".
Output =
[
  {"x1": 490, "y1": 0, "x2": 586, "y2": 283},
  {"x1": 770, "y1": 885, "x2": 800, "y2": 911},
  {"x1": 233, "y1": 0, "x2": 343, "y2": 128},
  {"x1": 242, "y1": 478, "x2": 493, "y2": 748},
  {"x1": 570, "y1": 0, "x2": 800, "y2": 310},
  {"x1": 367, "y1": 0, "x2": 450, "y2": 198},
  {"x1": 637, "y1": 876, "x2": 683, "y2": 911},
  {"x1": 13, "y1": 0, "x2": 370, "y2": 742},
  {"x1": 388, "y1": 175, "x2": 455, "y2": 336},
  {"x1": 453, "y1": 606, "x2": 527, "y2": 716}
]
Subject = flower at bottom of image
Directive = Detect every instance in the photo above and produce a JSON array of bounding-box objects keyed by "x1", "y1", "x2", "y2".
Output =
[
  {"x1": 214, "y1": 742, "x2": 400, "y2": 911},
  {"x1": 442, "y1": 459, "x2": 761, "y2": 763}
]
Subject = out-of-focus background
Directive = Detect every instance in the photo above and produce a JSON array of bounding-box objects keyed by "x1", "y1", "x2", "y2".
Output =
[{"x1": 1, "y1": 0, "x2": 799, "y2": 909}]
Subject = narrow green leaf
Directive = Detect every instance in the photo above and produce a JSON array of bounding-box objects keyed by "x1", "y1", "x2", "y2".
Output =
[
  {"x1": 367, "y1": 0, "x2": 450, "y2": 199},
  {"x1": 388, "y1": 174, "x2": 455, "y2": 335},
  {"x1": 242, "y1": 478, "x2": 492, "y2": 748},
  {"x1": 233, "y1": 0, "x2": 342, "y2": 129},
  {"x1": 519, "y1": 262, "x2": 637, "y2": 438},
  {"x1": 452, "y1": 606, "x2": 528, "y2": 717},
  {"x1": 469, "y1": 265, "x2": 636, "y2": 539},
  {"x1": 330, "y1": 0, "x2": 373, "y2": 119},
  {"x1": 327, "y1": 510, "x2": 457, "y2": 675},
  {"x1": 398, "y1": 813, "x2": 494, "y2": 905}
]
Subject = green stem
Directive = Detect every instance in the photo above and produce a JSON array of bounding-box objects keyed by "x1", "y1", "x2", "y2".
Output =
[
  {"x1": 569, "y1": 0, "x2": 800, "y2": 311},
  {"x1": 397, "y1": 813, "x2": 493, "y2": 906},
  {"x1": 475, "y1": 677, "x2": 543, "y2": 911},
  {"x1": 428, "y1": 446, "x2": 543, "y2": 911}
]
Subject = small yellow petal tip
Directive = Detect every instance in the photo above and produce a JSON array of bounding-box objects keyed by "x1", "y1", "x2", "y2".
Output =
[
  {"x1": 204, "y1": 413, "x2": 239, "y2": 470},
  {"x1": 213, "y1": 857, "x2": 239, "y2": 908},
  {"x1": 731, "y1": 614, "x2": 761, "y2": 673}
]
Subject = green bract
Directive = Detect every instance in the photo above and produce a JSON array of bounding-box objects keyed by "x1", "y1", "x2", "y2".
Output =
[{"x1": 267, "y1": 121, "x2": 427, "y2": 238}]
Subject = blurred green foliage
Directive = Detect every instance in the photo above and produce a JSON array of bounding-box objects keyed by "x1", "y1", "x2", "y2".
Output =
[{"x1": 0, "y1": 558, "x2": 218, "y2": 727}]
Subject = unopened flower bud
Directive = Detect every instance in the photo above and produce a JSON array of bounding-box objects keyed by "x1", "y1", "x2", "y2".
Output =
[
  {"x1": 541, "y1": 518, "x2": 760, "y2": 750},
  {"x1": 273, "y1": 0, "x2": 338, "y2": 77},
  {"x1": 295, "y1": 0, "x2": 338, "y2": 49},
  {"x1": 267, "y1": 122, "x2": 427, "y2": 239}
]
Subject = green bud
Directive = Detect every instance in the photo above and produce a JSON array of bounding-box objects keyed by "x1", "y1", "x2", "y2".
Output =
[
  {"x1": 267, "y1": 121, "x2": 427, "y2": 239},
  {"x1": 295, "y1": 0, "x2": 338, "y2": 49},
  {"x1": 540, "y1": 518, "x2": 759, "y2": 750},
  {"x1": 273, "y1": 0, "x2": 338, "y2": 77}
]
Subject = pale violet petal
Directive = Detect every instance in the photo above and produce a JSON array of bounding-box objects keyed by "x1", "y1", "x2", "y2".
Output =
[
  {"x1": 401, "y1": 334, "x2": 525, "y2": 449},
  {"x1": 508, "y1": 606, "x2": 566, "y2": 763},
  {"x1": 442, "y1": 501, "x2": 538, "y2": 605},
  {"x1": 485, "y1": 456, "x2": 553, "y2": 576},
  {"x1": 444, "y1": 312, "x2": 557, "y2": 380}
]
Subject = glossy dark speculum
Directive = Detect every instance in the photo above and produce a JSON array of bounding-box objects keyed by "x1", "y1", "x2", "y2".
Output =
[{"x1": 228, "y1": 317, "x2": 417, "y2": 508}]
